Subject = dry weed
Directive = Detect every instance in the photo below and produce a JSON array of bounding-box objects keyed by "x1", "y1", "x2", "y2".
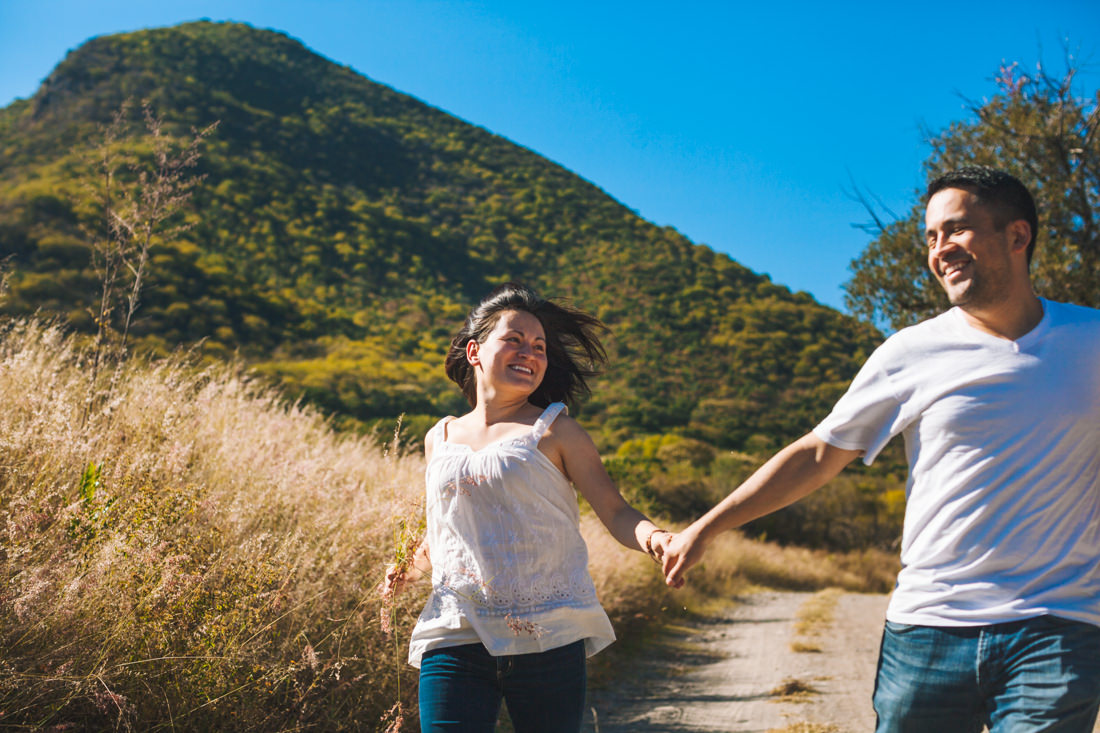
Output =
[
  {"x1": 766, "y1": 722, "x2": 842, "y2": 733},
  {"x1": 790, "y1": 640, "x2": 824, "y2": 653},
  {"x1": 790, "y1": 588, "x2": 842, "y2": 652},
  {"x1": 768, "y1": 677, "x2": 820, "y2": 703}
]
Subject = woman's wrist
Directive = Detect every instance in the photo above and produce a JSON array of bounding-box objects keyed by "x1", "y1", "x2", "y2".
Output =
[{"x1": 642, "y1": 525, "x2": 670, "y2": 561}]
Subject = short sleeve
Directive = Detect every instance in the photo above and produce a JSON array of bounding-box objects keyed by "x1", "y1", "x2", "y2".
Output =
[{"x1": 813, "y1": 347, "x2": 904, "y2": 465}]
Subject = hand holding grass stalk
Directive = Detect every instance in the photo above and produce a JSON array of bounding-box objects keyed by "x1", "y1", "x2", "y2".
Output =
[
  {"x1": 379, "y1": 512, "x2": 427, "y2": 636},
  {"x1": 380, "y1": 541, "x2": 431, "y2": 599}
]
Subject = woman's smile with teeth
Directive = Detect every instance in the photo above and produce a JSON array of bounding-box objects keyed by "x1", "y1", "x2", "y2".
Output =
[{"x1": 510, "y1": 364, "x2": 533, "y2": 374}]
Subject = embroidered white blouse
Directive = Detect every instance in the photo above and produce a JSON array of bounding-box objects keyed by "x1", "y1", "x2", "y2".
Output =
[{"x1": 407, "y1": 402, "x2": 616, "y2": 667}]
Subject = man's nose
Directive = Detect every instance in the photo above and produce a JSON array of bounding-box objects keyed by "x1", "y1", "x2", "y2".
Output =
[{"x1": 929, "y1": 233, "x2": 954, "y2": 254}]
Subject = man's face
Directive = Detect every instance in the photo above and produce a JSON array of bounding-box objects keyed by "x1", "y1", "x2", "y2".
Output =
[{"x1": 924, "y1": 187, "x2": 1017, "y2": 308}]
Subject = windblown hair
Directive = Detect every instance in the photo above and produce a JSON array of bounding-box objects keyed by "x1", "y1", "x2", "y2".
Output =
[
  {"x1": 926, "y1": 166, "x2": 1039, "y2": 264},
  {"x1": 444, "y1": 283, "x2": 607, "y2": 408}
]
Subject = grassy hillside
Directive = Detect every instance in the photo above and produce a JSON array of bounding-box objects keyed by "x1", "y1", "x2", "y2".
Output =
[
  {"x1": 0, "y1": 20, "x2": 879, "y2": 453},
  {"x1": 0, "y1": 320, "x2": 895, "y2": 729}
]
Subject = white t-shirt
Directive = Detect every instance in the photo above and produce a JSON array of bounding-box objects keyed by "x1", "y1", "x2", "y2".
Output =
[{"x1": 813, "y1": 299, "x2": 1100, "y2": 627}]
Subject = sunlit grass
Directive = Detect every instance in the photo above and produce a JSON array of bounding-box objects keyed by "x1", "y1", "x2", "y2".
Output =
[
  {"x1": 0, "y1": 319, "x2": 897, "y2": 729},
  {"x1": 0, "y1": 319, "x2": 425, "y2": 729}
]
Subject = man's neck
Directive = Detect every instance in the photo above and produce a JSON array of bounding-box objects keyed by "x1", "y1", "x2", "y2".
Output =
[{"x1": 958, "y1": 291, "x2": 1044, "y2": 341}]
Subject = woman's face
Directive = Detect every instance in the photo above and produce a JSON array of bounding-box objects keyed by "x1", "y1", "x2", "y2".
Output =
[{"x1": 468, "y1": 309, "x2": 548, "y2": 396}]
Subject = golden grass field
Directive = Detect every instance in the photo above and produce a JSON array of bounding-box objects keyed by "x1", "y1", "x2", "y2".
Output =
[{"x1": 0, "y1": 319, "x2": 896, "y2": 730}]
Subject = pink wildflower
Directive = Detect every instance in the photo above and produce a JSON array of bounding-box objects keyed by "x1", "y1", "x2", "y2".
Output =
[
  {"x1": 381, "y1": 701, "x2": 406, "y2": 733},
  {"x1": 379, "y1": 603, "x2": 393, "y2": 635},
  {"x1": 505, "y1": 613, "x2": 547, "y2": 638}
]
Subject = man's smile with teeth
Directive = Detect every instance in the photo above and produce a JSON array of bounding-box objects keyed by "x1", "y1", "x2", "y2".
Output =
[{"x1": 941, "y1": 260, "x2": 971, "y2": 278}]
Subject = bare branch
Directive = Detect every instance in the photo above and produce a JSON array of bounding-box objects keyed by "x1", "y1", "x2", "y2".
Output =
[
  {"x1": 842, "y1": 170, "x2": 901, "y2": 235},
  {"x1": 77, "y1": 100, "x2": 217, "y2": 425}
]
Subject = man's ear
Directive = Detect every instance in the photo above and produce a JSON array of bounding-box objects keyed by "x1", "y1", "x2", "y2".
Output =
[
  {"x1": 1007, "y1": 219, "x2": 1031, "y2": 255},
  {"x1": 466, "y1": 339, "x2": 480, "y2": 366}
]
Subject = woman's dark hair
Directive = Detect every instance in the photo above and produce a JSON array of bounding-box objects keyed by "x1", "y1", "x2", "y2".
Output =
[{"x1": 444, "y1": 283, "x2": 607, "y2": 408}]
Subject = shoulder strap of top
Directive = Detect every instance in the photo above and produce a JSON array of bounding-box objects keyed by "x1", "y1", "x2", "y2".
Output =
[
  {"x1": 428, "y1": 415, "x2": 455, "y2": 443},
  {"x1": 531, "y1": 402, "x2": 567, "y2": 443}
]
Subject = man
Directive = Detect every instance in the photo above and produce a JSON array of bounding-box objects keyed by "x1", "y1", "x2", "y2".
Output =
[{"x1": 662, "y1": 167, "x2": 1100, "y2": 732}]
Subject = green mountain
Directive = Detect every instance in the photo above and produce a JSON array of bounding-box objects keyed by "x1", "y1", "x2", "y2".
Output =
[{"x1": 0, "y1": 20, "x2": 879, "y2": 450}]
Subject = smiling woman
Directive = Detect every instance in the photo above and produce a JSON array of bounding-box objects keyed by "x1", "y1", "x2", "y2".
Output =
[
  {"x1": 442, "y1": 282, "x2": 607, "y2": 411},
  {"x1": 382, "y1": 282, "x2": 671, "y2": 733}
]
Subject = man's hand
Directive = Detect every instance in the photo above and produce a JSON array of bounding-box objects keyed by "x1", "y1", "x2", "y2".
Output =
[{"x1": 661, "y1": 527, "x2": 707, "y2": 589}]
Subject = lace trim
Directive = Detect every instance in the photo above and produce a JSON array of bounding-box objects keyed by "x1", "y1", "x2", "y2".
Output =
[{"x1": 429, "y1": 566, "x2": 597, "y2": 615}]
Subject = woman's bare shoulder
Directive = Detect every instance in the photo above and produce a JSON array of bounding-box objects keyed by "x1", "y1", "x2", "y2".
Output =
[{"x1": 544, "y1": 412, "x2": 594, "y2": 448}]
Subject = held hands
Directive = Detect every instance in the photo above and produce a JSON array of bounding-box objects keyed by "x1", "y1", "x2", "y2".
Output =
[
  {"x1": 643, "y1": 527, "x2": 673, "y2": 565},
  {"x1": 660, "y1": 527, "x2": 706, "y2": 589}
]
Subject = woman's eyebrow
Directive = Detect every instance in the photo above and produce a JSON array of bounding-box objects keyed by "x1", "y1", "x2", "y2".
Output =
[{"x1": 504, "y1": 327, "x2": 546, "y2": 342}]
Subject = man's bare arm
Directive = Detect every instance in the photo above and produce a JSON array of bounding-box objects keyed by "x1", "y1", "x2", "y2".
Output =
[{"x1": 662, "y1": 432, "x2": 861, "y2": 587}]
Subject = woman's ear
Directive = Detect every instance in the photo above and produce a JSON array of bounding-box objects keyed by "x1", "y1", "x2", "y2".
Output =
[{"x1": 466, "y1": 338, "x2": 480, "y2": 366}]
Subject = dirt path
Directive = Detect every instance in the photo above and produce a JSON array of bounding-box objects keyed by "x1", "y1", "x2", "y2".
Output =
[
  {"x1": 585, "y1": 591, "x2": 889, "y2": 732},
  {"x1": 585, "y1": 591, "x2": 1100, "y2": 732}
]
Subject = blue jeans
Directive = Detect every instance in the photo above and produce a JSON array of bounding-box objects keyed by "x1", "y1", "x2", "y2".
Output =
[
  {"x1": 419, "y1": 640, "x2": 587, "y2": 732},
  {"x1": 873, "y1": 615, "x2": 1100, "y2": 732}
]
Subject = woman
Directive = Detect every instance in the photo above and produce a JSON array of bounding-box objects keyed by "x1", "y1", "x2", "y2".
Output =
[{"x1": 385, "y1": 282, "x2": 670, "y2": 732}]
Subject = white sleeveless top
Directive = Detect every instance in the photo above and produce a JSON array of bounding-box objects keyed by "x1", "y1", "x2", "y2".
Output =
[{"x1": 407, "y1": 402, "x2": 615, "y2": 667}]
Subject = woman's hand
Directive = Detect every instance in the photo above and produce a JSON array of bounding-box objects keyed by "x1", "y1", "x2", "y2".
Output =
[
  {"x1": 379, "y1": 541, "x2": 431, "y2": 599},
  {"x1": 643, "y1": 527, "x2": 673, "y2": 564},
  {"x1": 380, "y1": 563, "x2": 409, "y2": 599}
]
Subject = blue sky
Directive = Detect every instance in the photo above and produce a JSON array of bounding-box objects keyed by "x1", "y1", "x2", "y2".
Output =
[{"x1": 1, "y1": 1, "x2": 1097, "y2": 312}]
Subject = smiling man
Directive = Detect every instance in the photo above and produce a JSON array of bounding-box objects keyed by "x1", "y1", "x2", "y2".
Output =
[{"x1": 662, "y1": 167, "x2": 1100, "y2": 732}]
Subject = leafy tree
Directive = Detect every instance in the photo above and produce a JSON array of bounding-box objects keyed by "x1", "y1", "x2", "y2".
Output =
[{"x1": 846, "y1": 55, "x2": 1099, "y2": 329}]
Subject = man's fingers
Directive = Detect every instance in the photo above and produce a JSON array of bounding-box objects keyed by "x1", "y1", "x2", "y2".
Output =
[{"x1": 665, "y1": 556, "x2": 686, "y2": 588}]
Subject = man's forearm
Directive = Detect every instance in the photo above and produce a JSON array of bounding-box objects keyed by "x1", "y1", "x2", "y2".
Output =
[
  {"x1": 662, "y1": 433, "x2": 860, "y2": 587},
  {"x1": 693, "y1": 433, "x2": 854, "y2": 542}
]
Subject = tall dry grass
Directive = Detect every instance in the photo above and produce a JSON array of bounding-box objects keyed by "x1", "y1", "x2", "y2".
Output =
[
  {"x1": 0, "y1": 319, "x2": 425, "y2": 730},
  {"x1": 0, "y1": 319, "x2": 897, "y2": 730}
]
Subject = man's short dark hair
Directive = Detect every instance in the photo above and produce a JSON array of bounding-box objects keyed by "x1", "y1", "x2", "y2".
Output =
[{"x1": 926, "y1": 166, "x2": 1039, "y2": 264}]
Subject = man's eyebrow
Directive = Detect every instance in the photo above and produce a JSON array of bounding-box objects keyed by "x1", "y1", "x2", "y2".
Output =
[{"x1": 927, "y1": 216, "x2": 969, "y2": 232}]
